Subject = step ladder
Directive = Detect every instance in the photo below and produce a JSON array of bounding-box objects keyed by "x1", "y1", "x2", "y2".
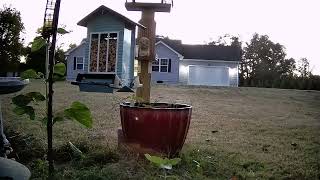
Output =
[{"x1": 42, "y1": 0, "x2": 56, "y2": 38}]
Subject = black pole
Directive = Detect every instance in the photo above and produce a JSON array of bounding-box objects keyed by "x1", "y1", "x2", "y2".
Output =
[{"x1": 47, "y1": 0, "x2": 61, "y2": 177}]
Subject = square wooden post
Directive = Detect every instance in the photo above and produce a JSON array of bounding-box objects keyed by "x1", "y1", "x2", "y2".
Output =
[{"x1": 126, "y1": 1, "x2": 171, "y2": 103}]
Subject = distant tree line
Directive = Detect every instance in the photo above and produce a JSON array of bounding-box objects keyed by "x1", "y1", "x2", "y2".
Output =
[
  {"x1": 209, "y1": 34, "x2": 320, "y2": 91},
  {"x1": 0, "y1": 6, "x2": 69, "y2": 76}
]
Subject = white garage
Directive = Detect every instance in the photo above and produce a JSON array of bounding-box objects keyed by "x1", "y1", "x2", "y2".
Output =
[{"x1": 188, "y1": 66, "x2": 230, "y2": 86}]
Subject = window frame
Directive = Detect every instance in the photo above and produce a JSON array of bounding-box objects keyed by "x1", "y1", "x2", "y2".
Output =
[
  {"x1": 88, "y1": 31, "x2": 119, "y2": 74},
  {"x1": 152, "y1": 58, "x2": 169, "y2": 73},
  {"x1": 75, "y1": 56, "x2": 84, "y2": 70}
]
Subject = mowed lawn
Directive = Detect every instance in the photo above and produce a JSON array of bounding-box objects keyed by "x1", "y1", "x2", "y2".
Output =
[{"x1": 2, "y1": 80, "x2": 320, "y2": 179}]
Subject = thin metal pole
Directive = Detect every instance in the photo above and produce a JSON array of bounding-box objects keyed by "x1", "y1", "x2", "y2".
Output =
[{"x1": 47, "y1": 0, "x2": 61, "y2": 176}]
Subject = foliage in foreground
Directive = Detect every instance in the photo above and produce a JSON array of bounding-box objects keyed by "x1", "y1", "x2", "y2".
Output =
[{"x1": 22, "y1": 146, "x2": 318, "y2": 180}]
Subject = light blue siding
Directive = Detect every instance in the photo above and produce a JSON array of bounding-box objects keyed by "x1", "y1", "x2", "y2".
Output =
[
  {"x1": 85, "y1": 14, "x2": 125, "y2": 78},
  {"x1": 66, "y1": 43, "x2": 86, "y2": 80},
  {"x1": 152, "y1": 43, "x2": 180, "y2": 84},
  {"x1": 66, "y1": 12, "x2": 136, "y2": 86}
]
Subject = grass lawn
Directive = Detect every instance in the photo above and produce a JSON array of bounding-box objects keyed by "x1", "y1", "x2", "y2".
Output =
[{"x1": 2, "y1": 80, "x2": 320, "y2": 179}]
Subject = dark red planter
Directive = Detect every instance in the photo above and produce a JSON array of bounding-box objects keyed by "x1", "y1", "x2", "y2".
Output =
[{"x1": 120, "y1": 102, "x2": 192, "y2": 157}]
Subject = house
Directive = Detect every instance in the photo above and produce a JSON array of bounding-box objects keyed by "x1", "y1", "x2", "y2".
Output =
[
  {"x1": 66, "y1": 5, "x2": 240, "y2": 87},
  {"x1": 65, "y1": 5, "x2": 144, "y2": 85},
  {"x1": 152, "y1": 38, "x2": 241, "y2": 86}
]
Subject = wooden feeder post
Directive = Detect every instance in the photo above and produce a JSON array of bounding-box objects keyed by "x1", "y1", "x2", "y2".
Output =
[{"x1": 126, "y1": 1, "x2": 171, "y2": 102}]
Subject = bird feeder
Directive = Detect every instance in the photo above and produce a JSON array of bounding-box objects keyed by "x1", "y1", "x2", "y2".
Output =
[{"x1": 70, "y1": 5, "x2": 145, "y2": 93}]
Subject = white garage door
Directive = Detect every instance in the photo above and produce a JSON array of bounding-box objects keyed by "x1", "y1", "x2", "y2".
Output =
[{"x1": 188, "y1": 66, "x2": 230, "y2": 86}]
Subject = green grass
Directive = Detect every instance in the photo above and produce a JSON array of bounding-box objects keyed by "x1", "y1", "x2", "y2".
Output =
[{"x1": 2, "y1": 80, "x2": 320, "y2": 179}]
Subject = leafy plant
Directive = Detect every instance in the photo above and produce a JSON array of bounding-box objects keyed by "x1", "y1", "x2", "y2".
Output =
[
  {"x1": 145, "y1": 154, "x2": 181, "y2": 170},
  {"x1": 12, "y1": 63, "x2": 93, "y2": 177},
  {"x1": 12, "y1": 66, "x2": 92, "y2": 127},
  {"x1": 145, "y1": 154, "x2": 181, "y2": 179}
]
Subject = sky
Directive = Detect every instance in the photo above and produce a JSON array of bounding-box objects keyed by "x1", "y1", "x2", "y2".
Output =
[{"x1": 1, "y1": 0, "x2": 319, "y2": 75}]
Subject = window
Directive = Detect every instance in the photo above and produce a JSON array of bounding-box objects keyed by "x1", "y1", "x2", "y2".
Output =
[
  {"x1": 73, "y1": 57, "x2": 84, "y2": 70},
  {"x1": 76, "y1": 57, "x2": 84, "y2": 70},
  {"x1": 152, "y1": 58, "x2": 171, "y2": 72},
  {"x1": 89, "y1": 32, "x2": 118, "y2": 73}
]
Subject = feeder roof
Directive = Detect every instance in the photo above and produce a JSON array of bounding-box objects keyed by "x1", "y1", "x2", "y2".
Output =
[{"x1": 77, "y1": 5, "x2": 145, "y2": 29}]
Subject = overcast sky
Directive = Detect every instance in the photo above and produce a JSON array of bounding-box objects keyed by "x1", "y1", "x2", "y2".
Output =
[{"x1": 1, "y1": 0, "x2": 319, "y2": 74}]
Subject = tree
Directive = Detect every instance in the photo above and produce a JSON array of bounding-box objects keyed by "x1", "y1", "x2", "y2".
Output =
[
  {"x1": 242, "y1": 33, "x2": 287, "y2": 87},
  {"x1": 55, "y1": 48, "x2": 65, "y2": 64},
  {"x1": 277, "y1": 58, "x2": 296, "y2": 77},
  {"x1": 24, "y1": 26, "x2": 69, "y2": 73},
  {"x1": 68, "y1": 43, "x2": 77, "y2": 50},
  {"x1": 208, "y1": 34, "x2": 235, "y2": 46},
  {"x1": 297, "y1": 58, "x2": 311, "y2": 78},
  {"x1": 0, "y1": 6, "x2": 24, "y2": 72}
]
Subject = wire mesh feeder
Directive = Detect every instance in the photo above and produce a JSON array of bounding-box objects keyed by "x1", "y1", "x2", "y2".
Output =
[{"x1": 71, "y1": 74, "x2": 141, "y2": 93}]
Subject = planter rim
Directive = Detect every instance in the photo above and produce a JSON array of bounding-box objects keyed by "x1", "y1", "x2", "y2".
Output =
[{"x1": 120, "y1": 102, "x2": 192, "y2": 110}]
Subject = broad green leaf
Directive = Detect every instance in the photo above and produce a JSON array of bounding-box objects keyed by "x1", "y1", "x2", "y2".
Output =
[
  {"x1": 53, "y1": 116, "x2": 64, "y2": 124},
  {"x1": 25, "y1": 92, "x2": 46, "y2": 102},
  {"x1": 144, "y1": 154, "x2": 181, "y2": 170},
  {"x1": 64, "y1": 101, "x2": 93, "y2": 128},
  {"x1": 144, "y1": 154, "x2": 165, "y2": 166},
  {"x1": 57, "y1": 28, "x2": 69, "y2": 35},
  {"x1": 20, "y1": 69, "x2": 39, "y2": 80},
  {"x1": 31, "y1": 36, "x2": 46, "y2": 52},
  {"x1": 167, "y1": 158, "x2": 181, "y2": 166},
  {"x1": 12, "y1": 95, "x2": 32, "y2": 107},
  {"x1": 26, "y1": 106, "x2": 36, "y2": 120},
  {"x1": 13, "y1": 106, "x2": 26, "y2": 115},
  {"x1": 54, "y1": 63, "x2": 66, "y2": 76},
  {"x1": 13, "y1": 106, "x2": 35, "y2": 120}
]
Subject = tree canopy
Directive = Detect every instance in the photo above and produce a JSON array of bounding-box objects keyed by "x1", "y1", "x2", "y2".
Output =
[{"x1": 0, "y1": 6, "x2": 24, "y2": 72}]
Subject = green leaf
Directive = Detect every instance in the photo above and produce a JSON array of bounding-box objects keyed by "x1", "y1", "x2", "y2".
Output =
[
  {"x1": 13, "y1": 106, "x2": 27, "y2": 115},
  {"x1": 31, "y1": 36, "x2": 46, "y2": 52},
  {"x1": 12, "y1": 95, "x2": 32, "y2": 107},
  {"x1": 145, "y1": 154, "x2": 165, "y2": 166},
  {"x1": 144, "y1": 154, "x2": 181, "y2": 170},
  {"x1": 167, "y1": 158, "x2": 181, "y2": 166},
  {"x1": 26, "y1": 106, "x2": 36, "y2": 120},
  {"x1": 54, "y1": 63, "x2": 66, "y2": 76},
  {"x1": 20, "y1": 69, "x2": 39, "y2": 79},
  {"x1": 25, "y1": 92, "x2": 46, "y2": 102},
  {"x1": 53, "y1": 116, "x2": 64, "y2": 124},
  {"x1": 64, "y1": 101, "x2": 93, "y2": 128},
  {"x1": 13, "y1": 106, "x2": 35, "y2": 120},
  {"x1": 57, "y1": 28, "x2": 69, "y2": 34}
]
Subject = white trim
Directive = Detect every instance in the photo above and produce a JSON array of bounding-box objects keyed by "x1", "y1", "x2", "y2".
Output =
[
  {"x1": 182, "y1": 59, "x2": 239, "y2": 63},
  {"x1": 75, "y1": 56, "x2": 84, "y2": 70},
  {"x1": 65, "y1": 41, "x2": 86, "y2": 56},
  {"x1": 152, "y1": 58, "x2": 169, "y2": 73},
  {"x1": 155, "y1": 41, "x2": 184, "y2": 59},
  {"x1": 88, "y1": 31, "x2": 119, "y2": 74}
]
